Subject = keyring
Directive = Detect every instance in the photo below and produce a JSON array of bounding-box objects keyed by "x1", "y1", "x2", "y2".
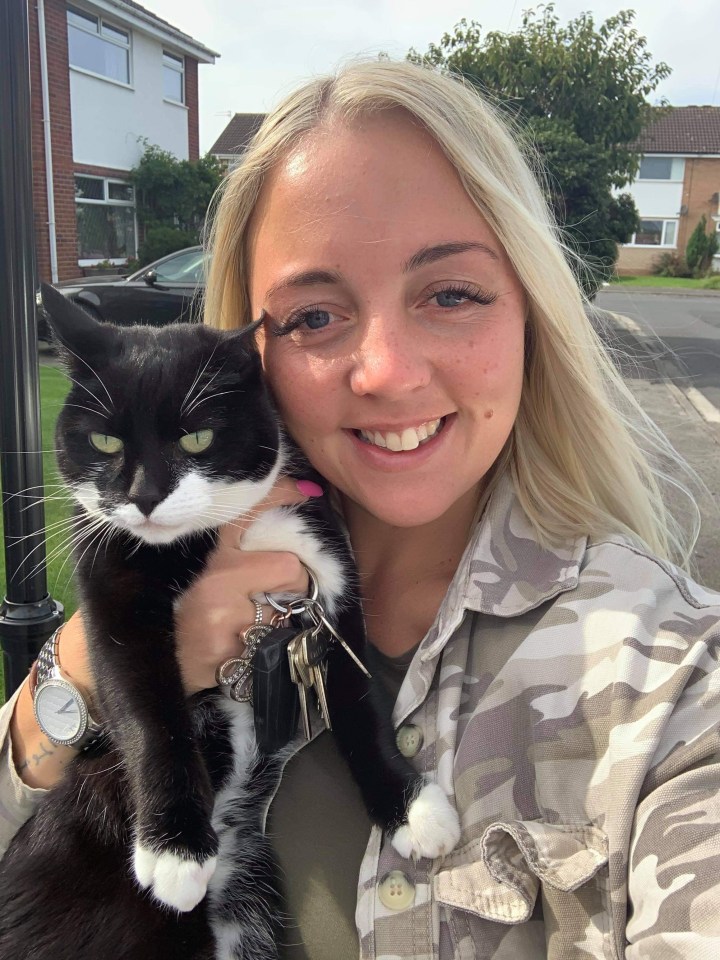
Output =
[{"x1": 264, "y1": 565, "x2": 319, "y2": 615}]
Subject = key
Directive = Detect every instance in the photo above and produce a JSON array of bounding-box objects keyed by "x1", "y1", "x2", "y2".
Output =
[
  {"x1": 287, "y1": 631, "x2": 313, "y2": 740},
  {"x1": 253, "y1": 625, "x2": 302, "y2": 754},
  {"x1": 319, "y1": 614, "x2": 371, "y2": 677},
  {"x1": 310, "y1": 660, "x2": 332, "y2": 730}
]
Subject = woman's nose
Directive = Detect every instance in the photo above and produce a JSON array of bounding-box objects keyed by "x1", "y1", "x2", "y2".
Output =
[{"x1": 348, "y1": 315, "x2": 432, "y2": 398}]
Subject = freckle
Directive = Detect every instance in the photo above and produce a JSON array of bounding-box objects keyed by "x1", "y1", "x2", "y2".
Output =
[{"x1": 484, "y1": 409, "x2": 494, "y2": 419}]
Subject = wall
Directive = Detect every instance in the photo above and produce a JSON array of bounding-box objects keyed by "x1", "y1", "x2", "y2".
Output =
[
  {"x1": 30, "y1": 0, "x2": 80, "y2": 282},
  {"x1": 678, "y1": 157, "x2": 720, "y2": 252},
  {"x1": 70, "y1": 29, "x2": 189, "y2": 170}
]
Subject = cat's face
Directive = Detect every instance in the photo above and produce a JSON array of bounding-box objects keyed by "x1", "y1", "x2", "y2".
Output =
[{"x1": 44, "y1": 286, "x2": 282, "y2": 546}]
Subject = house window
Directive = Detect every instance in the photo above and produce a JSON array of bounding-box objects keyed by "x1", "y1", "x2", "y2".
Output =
[
  {"x1": 75, "y1": 175, "x2": 136, "y2": 261},
  {"x1": 163, "y1": 52, "x2": 184, "y2": 103},
  {"x1": 630, "y1": 219, "x2": 678, "y2": 247},
  {"x1": 67, "y1": 6, "x2": 130, "y2": 85},
  {"x1": 637, "y1": 156, "x2": 685, "y2": 181}
]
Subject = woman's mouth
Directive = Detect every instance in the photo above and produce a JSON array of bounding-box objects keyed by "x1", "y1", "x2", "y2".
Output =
[{"x1": 354, "y1": 416, "x2": 447, "y2": 452}]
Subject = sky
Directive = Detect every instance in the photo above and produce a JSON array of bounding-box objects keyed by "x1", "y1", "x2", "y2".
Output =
[{"x1": 145, "y1": 0, "x2": 720, "y2": 154}]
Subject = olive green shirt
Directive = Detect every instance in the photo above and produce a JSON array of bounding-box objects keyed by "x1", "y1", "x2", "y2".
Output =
[{"x1": 269, "y1": 646, "x2": 416, "y2": 959}]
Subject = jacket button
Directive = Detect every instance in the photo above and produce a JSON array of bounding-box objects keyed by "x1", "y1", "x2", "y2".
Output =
[
  {"x1": 396, "y1": 723, "x2": 423, "y2": 758},
  {"x1": 378, "y1": 870, "x2": 415, "y2": 911}
]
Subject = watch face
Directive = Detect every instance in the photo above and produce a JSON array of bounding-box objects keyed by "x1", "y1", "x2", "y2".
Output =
[{"x1": 34, "y1": 679, "x2": 87, "y2": 745}]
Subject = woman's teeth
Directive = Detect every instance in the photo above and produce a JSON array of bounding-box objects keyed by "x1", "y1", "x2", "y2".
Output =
[{"x1": 357, "y1": 418, "x2": 444, "y2": 451}]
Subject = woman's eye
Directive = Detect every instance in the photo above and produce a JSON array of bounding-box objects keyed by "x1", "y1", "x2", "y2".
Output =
[
  {"x1": 431, "y1": 285, "x2": 497, "y2": 309},
  {"x1": 179, "y1": 429, "x2": 214, "y2": 454},
  {"x1": 434, "y1": 289, "x2": 467, "y2": 308},
  {"x1": 272, "y1": 305, "x2": 337, "y2": 337},
  {"x1": 304, "y1": 309, "x2": 331, "y2": 330},
  {"x1": 89, "y1": 432, "x2": 124, "y2": 454}
]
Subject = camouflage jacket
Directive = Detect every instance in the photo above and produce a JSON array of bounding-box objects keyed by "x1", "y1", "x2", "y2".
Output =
[
  {"x1": 351, "y1": 474, "x2": 720, "y2": 959},
  {"x1": 1, "y1": 474, "x2": 719, "y2": 957}
]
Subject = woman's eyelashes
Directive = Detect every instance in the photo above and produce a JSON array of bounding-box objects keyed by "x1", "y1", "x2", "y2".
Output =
[{"x1": 267, "y1": 281, "x2": 499, "y2": 338}]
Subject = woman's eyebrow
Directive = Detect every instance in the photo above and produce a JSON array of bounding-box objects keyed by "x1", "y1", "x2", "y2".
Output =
[
  {"x1": 404, "y1": 241, "x2": 499, "y2": 272},
  {"x1": 266, "y1": 269, "x2": 342, "y2": 298}
]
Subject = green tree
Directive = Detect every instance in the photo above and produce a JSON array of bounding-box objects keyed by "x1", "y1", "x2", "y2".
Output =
[
  {"x1": 128, "y1": 143, "x2": 223, "y2": 265},
  {"x1": 409, "y1": 6, "x2": 671, "y2": 295},
  {"x1": 685, "y1": 215, "x2": 719, "y2": 276}
]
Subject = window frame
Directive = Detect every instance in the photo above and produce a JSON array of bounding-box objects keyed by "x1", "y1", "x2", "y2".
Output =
[
  {"x1": 628, "y1": 218, "x2": 678, "y2": 248},
  {"x1": 74, "y1": 174, "x2": 137, "y2": 265},
  {"x1": 67, "y1": 5, "x2": 132, "y2": 87},
  {"x1": 636, "y1": 155, "x2": 685, "y2": 183},
  {"x1": 162, "y1": 50, "x2": 185, "y2": 105}
]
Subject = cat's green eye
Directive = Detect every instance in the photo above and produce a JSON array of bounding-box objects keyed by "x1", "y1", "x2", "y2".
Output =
[
  {"x1": 179, "y1": 429, "x2": 214, "y2": 454},
  {"x1": 89, "y1": 432, "x2": 124, "y2": 455}
]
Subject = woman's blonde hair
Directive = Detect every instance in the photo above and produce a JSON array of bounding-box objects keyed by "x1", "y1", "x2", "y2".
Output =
[{"x1": 205, "y1": 58, "x2": 697, "y2": 565}]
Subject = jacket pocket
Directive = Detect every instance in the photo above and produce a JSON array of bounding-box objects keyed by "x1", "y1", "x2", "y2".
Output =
[{"x1": 434, "y1": 820, "x2": 615, "y2": 959}]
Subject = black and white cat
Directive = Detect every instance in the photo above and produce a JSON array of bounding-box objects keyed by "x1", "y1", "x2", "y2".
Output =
[{"x1": 0, "y1": 285, "x2": 460, "y2": 960}]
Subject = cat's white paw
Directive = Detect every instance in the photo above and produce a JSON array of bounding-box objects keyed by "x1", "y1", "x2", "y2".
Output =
[
  {"x1": 391, "y1": 783, "x2": 461, "y2": 860},
  {"x1": 133, "y1": 842, "x2": 217, "y2": 912}
]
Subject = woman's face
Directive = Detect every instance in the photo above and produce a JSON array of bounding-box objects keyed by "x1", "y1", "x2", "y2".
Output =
[{"x1": 248, "y1": 111, "x2": 527, "y2": 528}]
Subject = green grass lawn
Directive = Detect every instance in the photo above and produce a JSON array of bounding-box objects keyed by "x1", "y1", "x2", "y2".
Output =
[
  {"x1": 610, "y1": 275, "x2": 718, "y2": 289},
  {"x1": 1, "y1": 364, "x2": 76, "y2": 698}
]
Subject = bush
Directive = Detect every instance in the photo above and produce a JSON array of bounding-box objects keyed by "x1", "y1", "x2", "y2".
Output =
[
  {"x1": 701, "y1": 274, "x2": 720, "y2": 290},
  {"x1": 686, "y1": 215, "x2": 719, "y2": 277},
  {"x1": 651, "y1": 252, "x2": 692, "y2": 278},
  {"x1": 137, "y1": 227, "x2": 197, "y2": 267}
]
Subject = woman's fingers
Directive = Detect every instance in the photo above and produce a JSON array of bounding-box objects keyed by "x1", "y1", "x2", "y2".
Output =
[{"x1": 176, "y1": 475, "x2": 324, "y2": 694}]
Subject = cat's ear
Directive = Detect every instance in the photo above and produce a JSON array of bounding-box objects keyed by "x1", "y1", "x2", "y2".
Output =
[
  {"x1": 40, "y1": 283, "x2": 120, "y2": 366},
  {"x1": 221, "y1": 315, "x2": 264, "y2": 360}
]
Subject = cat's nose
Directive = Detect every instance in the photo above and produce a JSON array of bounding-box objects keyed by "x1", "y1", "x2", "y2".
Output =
[
  {"x1": 131, "y1": 493, "x2": 162, "y2": 517},
  {"x1": 128, "y1": 465, "x2": 163, "y2": 516}
]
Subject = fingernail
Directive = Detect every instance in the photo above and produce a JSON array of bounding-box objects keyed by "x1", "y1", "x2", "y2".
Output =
[{"x1": 296, "y1": 479, "x2": 324, "y2": 497}]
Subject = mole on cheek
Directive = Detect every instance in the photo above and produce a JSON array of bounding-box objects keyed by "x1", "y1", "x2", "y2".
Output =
[{"x1": 484, "y1": 409, "x2": 494, "y2": 420}]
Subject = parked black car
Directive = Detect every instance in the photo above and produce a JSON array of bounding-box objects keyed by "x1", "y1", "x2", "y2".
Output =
[{"x1": 38, "y1": 246, "x2": 206, "y2": 339}]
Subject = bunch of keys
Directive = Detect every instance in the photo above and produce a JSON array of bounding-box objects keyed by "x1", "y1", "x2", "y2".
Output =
[{"x1": 220, "y1": 569, "x2": 371, "y2": 754}]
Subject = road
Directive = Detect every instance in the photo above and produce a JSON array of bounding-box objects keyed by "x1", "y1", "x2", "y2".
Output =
[
  {"x1": 591, "y1": 289, "x2": 720, "y2": 591},
  {"x1": 596, "y1": 289, "x2": 720, "y2": 418}
]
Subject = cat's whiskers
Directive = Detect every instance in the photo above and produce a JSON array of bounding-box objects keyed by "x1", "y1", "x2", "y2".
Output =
[
  {"x1": 62, "y1": 371, "x2": 113, "y2": 418},
  {"x1": 20, "y1": 493, "x2": 74, "y2": 514},
  {"x1": 62, "y1": 519, "x2": 115, "y2": 586},
  {"x1": 62, "y1": 401, "x2": 110, "y2": 418},
  {"x1": 2, "y1": 482, "x2": 68, "y2": 503},
  {"x1": 183, "y1": 385, "x2": 239, "y2": 417},
  {"x1": 59, "y1": 344, "x2": 115, "y2": 413},
  {"x1": 17, "y1": 515, "x2": 108, "y2": 585},
  {"x1": 180, "y1": 343, "x2": 220, "y2": 418}
]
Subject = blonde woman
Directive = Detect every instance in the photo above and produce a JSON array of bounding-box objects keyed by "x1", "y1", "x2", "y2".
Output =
[{"x1": 3, "y1": 60, "x2": 719, "y2": 958}]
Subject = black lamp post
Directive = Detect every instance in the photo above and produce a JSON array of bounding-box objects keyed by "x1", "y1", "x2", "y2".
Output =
[{"x1": 0, "y1": 0, "x2": 64, "y2": 699}]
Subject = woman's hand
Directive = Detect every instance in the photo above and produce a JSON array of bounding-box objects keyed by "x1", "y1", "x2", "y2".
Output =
[{"x1": 174, "y1": 476, "x2": 314, "y2": 695}]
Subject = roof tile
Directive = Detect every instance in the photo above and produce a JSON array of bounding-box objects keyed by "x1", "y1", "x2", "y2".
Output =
[{"x1": 632, "y1": 106, "x2": 720, "y2": 155}]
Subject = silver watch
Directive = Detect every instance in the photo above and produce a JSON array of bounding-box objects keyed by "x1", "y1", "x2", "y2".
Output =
[{"x1": 32, "y1": 629, "x2": 103, "y2": 749}]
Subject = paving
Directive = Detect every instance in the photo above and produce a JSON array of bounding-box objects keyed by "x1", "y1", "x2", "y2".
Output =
[{"x1": 594, "y1": 308, "x2": 720, "y2": 591}]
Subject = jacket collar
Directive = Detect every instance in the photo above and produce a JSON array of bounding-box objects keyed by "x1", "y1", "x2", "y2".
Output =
[{"x1": 418, "y1": 473, "x2": 587, "y2": 663}]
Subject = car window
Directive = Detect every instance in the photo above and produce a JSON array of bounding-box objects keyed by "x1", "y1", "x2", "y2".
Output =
[{"x1": 154, "y1": 250, "x2": 206, "y2": 283}]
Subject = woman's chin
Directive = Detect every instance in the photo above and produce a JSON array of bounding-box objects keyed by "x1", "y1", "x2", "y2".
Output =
[{"x1": 341, "y1": 488, "x2": 471, "y2": 530}]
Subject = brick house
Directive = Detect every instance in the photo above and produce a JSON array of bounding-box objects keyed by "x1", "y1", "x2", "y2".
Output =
[
  {"x1": 29, "y1": 0, "x2": 217, "y2": 282},
  {"x1": 208, "y1": 113, "x2": 265, "y2": 171},
  {"x1": 616, "y1": 107, "x2": 720, "y2": 275}
]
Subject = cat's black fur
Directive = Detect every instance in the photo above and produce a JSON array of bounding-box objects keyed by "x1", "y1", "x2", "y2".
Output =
[{"x1": 0, "y1": 285, "x2": 458, "y2": 960}]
